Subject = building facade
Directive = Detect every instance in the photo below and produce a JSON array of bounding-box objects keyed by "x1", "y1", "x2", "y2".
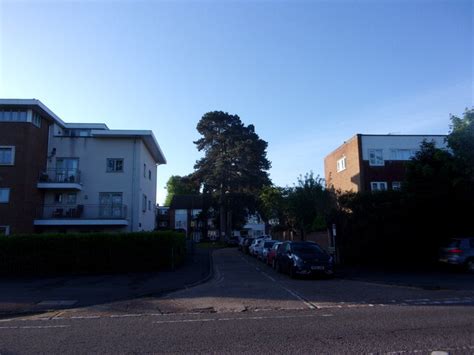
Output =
[
  {"x1": 0, "y1": 99, "x2": 166, "y2": 235},
  {"x1": 324, "y1": 134, "x2": 447, "y2": 193}
]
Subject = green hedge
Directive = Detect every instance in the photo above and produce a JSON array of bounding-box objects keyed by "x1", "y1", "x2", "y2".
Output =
[{"x1": 0, "y1": 231, "x2": 186, "y2": 275}]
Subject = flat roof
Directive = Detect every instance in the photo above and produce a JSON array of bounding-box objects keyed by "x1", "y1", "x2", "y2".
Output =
[{"x1": 0, "y1": 98, "x2": 166, "y2": 164}]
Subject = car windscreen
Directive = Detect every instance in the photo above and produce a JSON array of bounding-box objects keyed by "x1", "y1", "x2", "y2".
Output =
[{"x1": 291, "y1": 243, "x2": 326, "y2": 255}]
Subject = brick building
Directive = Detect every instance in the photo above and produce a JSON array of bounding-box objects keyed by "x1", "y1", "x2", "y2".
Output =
[{"x1": 324, "y1": 134, "x2": 447, "y2": 193}]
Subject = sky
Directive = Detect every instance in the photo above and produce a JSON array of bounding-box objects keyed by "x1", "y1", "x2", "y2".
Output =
[{"x1": 0, "y1": 0, "x2": 472, "y2": 204}]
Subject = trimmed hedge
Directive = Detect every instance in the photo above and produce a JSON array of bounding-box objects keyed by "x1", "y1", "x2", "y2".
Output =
[{"x1": 0, "y1": 231, "x2": 186, "y2": 275}]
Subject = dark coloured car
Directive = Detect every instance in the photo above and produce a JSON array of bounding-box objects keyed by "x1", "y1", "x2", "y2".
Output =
[
  {"x1": 275, "y1": 241, "x2": 334, "y2": 278},
  {"x1": 439, "y1": 237, "x2": 474, "y2": 272}
]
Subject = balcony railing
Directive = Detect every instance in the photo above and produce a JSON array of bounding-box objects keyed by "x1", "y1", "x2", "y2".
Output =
[
  {"x1": 38, "y1": 168, "x2": 81, "y2": 184},
  {"x1": 38, "y1": 204, "x2": 128, "y2": 220}
]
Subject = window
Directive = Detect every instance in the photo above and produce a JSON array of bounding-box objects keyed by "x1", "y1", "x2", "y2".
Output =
[
  {"x1": 54, "y1": 193, "x2": 63, "y2": 203},
  {"x1": 0, "y1": 146, "x2": 15, "y2": 165},
  {"x1": 106, "y1": 158, "x2": 124, "y2": 172},
  {"x1": 148, "y1": 200, "x2": 151, "y2": 211},
  {"x1": 371, "y1": 182, "x2": 387, "y2": 191},
  {"x1": 148, "y1": 170, "x2": 152, "y2": 180},
  {"x1": 392, "y1": 182, "x2": 401, "y2": 191},
  {"x1": 368, "y1": 149, "x2": 384, "y2": 166},
  {"x1": 142, "y1": 194, "x2": 147, "y2": 212},
  {"x1": 390, "y1": 149, "x2": 417, "y2": 160},
  {"x1": 0, "y1": 226, "x2": 10, "y2": 236},
  {"x1": 32, "y1": 112, "x2": 42, "y2": 128},
  {"x1": 66, "y1": 193, "x2": 77, "y2": 204},
  {"x1": 99, "y1": 192, "x2": 124, "y2": 218},
  {"x1": 143, "y1": 164, "x2": 147, "y2": 178},
  {"x1": 0, "y1": 188, "x2": 10, "y2": 203},
  {"x1": 56, "y1": 158, "x2": 79, "y2": 182},
  {"x1": 0, "y1": 110, "x2": 27, "y2": 122},
  {"x1": 336, "y1": 156, "x2": 346, "y2": 172}
]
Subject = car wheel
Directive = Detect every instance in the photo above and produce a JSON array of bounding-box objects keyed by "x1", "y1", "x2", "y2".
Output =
[{"x1": 466, "y1": 259, "x2": 474, "y2": 273}]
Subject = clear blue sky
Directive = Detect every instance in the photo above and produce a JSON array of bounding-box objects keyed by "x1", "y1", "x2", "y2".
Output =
[{"x1": 1, "y1": 0, "x2": 472, "y2": 204}]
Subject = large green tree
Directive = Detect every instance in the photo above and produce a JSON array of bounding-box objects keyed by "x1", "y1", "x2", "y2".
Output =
[
  {"x1": 193, "y1": 111, "x2": 271, "y2": 237},
  {"x1": 164, "y1": 175, "x2": 200, "y2": 206},
  {"x1": 447, "y1": 108, "x2": 474, "y2": 179},
  {"x1": 286, "y1": 172, "x2": 330, "y2": 239}
]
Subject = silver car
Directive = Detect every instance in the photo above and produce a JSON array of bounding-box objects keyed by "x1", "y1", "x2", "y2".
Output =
[{"x1": 439, "y1": 237, "x2": 474, "y2": 272}]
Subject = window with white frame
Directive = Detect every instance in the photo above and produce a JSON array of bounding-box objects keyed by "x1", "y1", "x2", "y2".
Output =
[
  {"x1": 392, "y1": 181, "x2": 402, "y2": 191},
  {"x1": 148, "y1": 200, "x2": 151, "y2": 211},
  {"x1": 336, "y1": 156, "x2": 347, "y2": 172},
  {"x1": 143, "y1": 164, "x2": 147, "y2": 178},
  {"x1": 0, "y1": 146, "x2": 15, "y2": 165},
  {"x1": 368, "y1": 149, "x2": 384, "y2": 166},
  {"x1": 106, "y1": 158, "x2": 124, "y2": 172},
  {"x1": 390, "y1": 149, "x2": 417, "y2": 160},
  {"x1": 370, "y1": 182, "x2": 387, "y2": 191},
  {"x1": 32, "y1": 112, "x2": 42, "y2": 128},
  {"x1": 0, "y1": 188, "x2": 10, "y2": 203},
  {"x1": 142, "y1": 194, "x2": 147, "y2": 212}
]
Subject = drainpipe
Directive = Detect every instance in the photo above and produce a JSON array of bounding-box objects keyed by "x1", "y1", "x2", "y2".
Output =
[{"x1": 130, "y1": 139, "x2": 137, "y2": 231}]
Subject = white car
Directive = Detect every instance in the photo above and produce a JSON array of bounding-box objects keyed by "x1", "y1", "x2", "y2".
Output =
[{"x1": 249, "y1": 236, "x2": 272, "y2": 258}]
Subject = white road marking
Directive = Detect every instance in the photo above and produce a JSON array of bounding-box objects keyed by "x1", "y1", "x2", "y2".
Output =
[
  {"x1": 109, "y1": 314, "x2": 142, "y2": 318},
  {"x1": 152, "y1": 313, "x2": 333, "y2": 324},
  {"x1": 0, "y1": 325, "x2": 70, "y2": 330}
]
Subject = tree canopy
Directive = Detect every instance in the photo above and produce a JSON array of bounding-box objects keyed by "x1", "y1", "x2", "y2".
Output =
[
  {"x1": 193, "y1": 111, "x2": 271, "y2": 195},
  {"x1": 164, "y1": 175, "x2": 200, "y2": 206},
  {"x1": 447, "y1": 108, "x2": 474, "y2": 178}
]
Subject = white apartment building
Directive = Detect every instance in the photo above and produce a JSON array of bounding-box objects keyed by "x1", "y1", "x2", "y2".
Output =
[{"x1": 0, "y1": 99, "x2": 166, "y2": 234}]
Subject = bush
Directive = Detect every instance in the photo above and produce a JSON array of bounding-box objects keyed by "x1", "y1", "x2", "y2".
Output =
[{"x1": 0, "y1": 231, "x2": 186, "y2": 276}]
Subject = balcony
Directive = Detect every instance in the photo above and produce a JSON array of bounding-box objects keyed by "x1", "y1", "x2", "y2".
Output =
[
  {"x1": 34, "y1": 204, "x2": 128, "y2": 226},
  {"x1": 37, "y1": 169, "x2": 82, "y2": 190}
]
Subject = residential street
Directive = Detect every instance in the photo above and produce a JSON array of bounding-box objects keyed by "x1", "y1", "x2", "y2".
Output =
[{"x1": 1, "y1": 248, "x2": 473, "y2": 353}]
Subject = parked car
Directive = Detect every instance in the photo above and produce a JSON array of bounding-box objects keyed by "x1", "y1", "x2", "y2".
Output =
[
  {"x1": 439, "y1": 237, "x2": 474, "y2": 272},
  {"x1": 227, "y1": 236, "x2": 239, "y2": 247},
  {"x1": 242, "y1": 238, "x2": 254, "y2": 254},
  {"x1": 266, "y1": 242, "x2": 282, "y2": 268},
  {"x1": 275, "y1": 241, "x2": 334, "y2": 278},
  {"x1": 249, "y1": 238, "x2": 264, "y2": 257},
  {"x1": 260, "y1": 240, "x2": 277, "y2": 261}
]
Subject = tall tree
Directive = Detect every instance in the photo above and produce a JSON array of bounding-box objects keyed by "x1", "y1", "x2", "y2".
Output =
[
  {"x1": 447, "y1": 108, "x2": 474, "y2": 179},
  {"x1": 193, "y1": 111, "x2": 271, "y2": 238},
  {"x1": 286, "y1": 172, "x2": 330, "y2": 239},
  {"x1": 164, "y1": 175, "x2": 200, "y2": 206}
]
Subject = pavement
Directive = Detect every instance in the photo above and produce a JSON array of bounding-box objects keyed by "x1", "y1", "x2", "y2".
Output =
[
  {"x1": 0, "y1": 248, "x2": 473, "y2": 353},
  {"x1": 0, "y1": 247, "x2": 211, "y2": 318}
]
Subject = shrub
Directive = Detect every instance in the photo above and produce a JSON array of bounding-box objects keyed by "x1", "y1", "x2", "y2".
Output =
[{"x1": 0, "y1": 231, "x2": 186, "y2": 276}]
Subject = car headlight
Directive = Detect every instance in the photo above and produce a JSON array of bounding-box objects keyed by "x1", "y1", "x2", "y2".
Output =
[{"x1": 293, "y1": 255, "x2": 304, "y2": 266}]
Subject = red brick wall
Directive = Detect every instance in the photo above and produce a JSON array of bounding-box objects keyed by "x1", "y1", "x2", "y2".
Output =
[
  {"x1": 0, "y1": 122, "x2": 50, "y2": 234},
  {"x1": 361, "y1": 161, "x2": 408, "y2": 191},
  {"x1": 324, "y1": 135, "x2": 362, "y2": 192}
]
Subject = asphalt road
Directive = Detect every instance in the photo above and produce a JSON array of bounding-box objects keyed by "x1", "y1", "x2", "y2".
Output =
[{"x1": 1, "y1": 248, "x2": 473, "y2": 354}]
